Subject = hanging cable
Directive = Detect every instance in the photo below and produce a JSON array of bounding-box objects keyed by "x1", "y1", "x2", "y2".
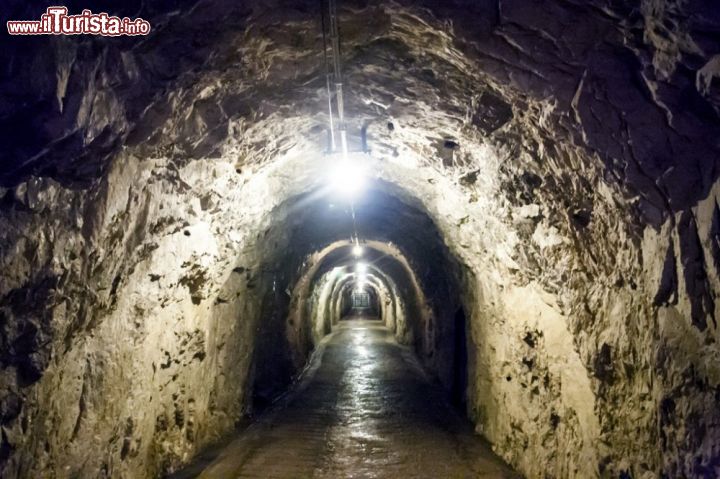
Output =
[
  {"x1": 320, "y1": 0, "x2": 363, "y2": 262},
  {"x1": 328, "y1": 0, "x2": 348, "y2": 157},
  {"x1": 320, "y1": 0, "x2": 336, "y2": 152},
  {"x1": 350, "y1": 203, "x2": 360, "y2": 245}
]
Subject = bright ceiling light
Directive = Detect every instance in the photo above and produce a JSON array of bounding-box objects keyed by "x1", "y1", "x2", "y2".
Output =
[
  {"x1": 328, "y1": 158, "x2": 366, "y2": 198},
  {"x1": 352, "y1": 244, "x2": 363, "y2": 257}
]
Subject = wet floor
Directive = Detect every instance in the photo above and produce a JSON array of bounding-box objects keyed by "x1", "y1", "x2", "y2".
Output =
[{"x1": 181, "y1": 319, "x2": 520, "y2": 478}]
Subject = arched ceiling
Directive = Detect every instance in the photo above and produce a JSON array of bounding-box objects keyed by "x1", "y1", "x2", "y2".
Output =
[
  {"x1": 264, "y1": 183, "x2": 460, "y2": 305},
  {"x1": 1, "y1": 3, "x2": 720, "y2": 478},
  {"x1": 2, "y1": 0, "x2": 719, "y2": 225}
]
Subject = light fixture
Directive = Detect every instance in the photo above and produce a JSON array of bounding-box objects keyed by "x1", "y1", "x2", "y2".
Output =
[
  {"x1": 328, "y1": 158, "x2": 366, "y2": 198},
  {"x1": 352, "y1": 244, "x2": 363, "y2": 257}
]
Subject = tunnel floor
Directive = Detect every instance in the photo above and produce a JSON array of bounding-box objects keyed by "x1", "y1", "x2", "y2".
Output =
[{"x1": 182, "y1": 319, "x2": 520, "y2": 478}]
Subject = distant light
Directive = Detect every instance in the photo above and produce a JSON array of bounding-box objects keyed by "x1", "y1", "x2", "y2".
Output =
[
  {"x1": 328, "y1": 158, "x2": 366, "y2": 198},
  {"x1": 352, "y1": 244, "x2": 363, "y2": 257},
  {"x1": 356, "y1": 262, "x2": 368, "y2": 274}
]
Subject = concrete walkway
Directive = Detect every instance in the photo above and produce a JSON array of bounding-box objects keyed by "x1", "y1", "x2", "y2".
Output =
[{"x1": 181, "y1": 319, "x2": 520, "y2": 478}]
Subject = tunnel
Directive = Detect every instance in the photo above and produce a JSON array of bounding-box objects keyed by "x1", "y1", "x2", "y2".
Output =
[{"x1": 1, "y1": 1, "x2": 720, "y2": 478}]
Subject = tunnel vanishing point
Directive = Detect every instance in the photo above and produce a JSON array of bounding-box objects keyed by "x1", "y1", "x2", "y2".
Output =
[{"x1": 1, "y1": 1, "x2": 720, "y2": 478}]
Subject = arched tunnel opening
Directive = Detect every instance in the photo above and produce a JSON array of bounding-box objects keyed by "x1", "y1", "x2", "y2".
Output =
[
  {"x1": 244, "y1": 182, "x2": 465, "y2": 416},
  {"x1": 1, "y1": 1, "x2": 720, "y2": 478}
]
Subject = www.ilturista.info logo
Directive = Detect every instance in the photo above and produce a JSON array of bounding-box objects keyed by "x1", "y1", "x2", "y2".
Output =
[{"x1": 7, "y1": 6, "x2": 151, "y2": 36}]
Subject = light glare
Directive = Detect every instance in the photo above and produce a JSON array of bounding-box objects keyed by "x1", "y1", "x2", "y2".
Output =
[
  {"x1": 328, "y1": 159, "x2": 366, "y2": 198},
  {"x1": 352, "y1": 244, "x2": 363, "y2": 257}
]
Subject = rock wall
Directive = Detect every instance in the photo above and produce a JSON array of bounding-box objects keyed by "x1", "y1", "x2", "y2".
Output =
[
  {"x1": 1, "y1": 155, "x2": 266, "y2": 476},
  {"x1": 0, "y1": 152, "x2": 347, "y2": 477},
  {"x1": 1, "y1": 0, "x2": 720, "y2": 478}
]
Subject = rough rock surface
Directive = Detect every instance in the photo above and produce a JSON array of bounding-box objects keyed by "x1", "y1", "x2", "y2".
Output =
[{"x1": 1, "y1": 1, "x2": 720, "y2": 478}]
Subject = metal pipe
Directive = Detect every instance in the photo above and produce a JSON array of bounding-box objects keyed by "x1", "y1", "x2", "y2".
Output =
[
  {"x1": 320, "y1": 0, "x2": 336, "y2": 151},
  {"x1": 326, "y1": 74, "x2": 336, "y2": 152},
  {"x1": 328, "y1": 0, "x2": 348, "y2": 157}
]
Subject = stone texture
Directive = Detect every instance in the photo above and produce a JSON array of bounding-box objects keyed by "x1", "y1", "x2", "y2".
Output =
[
  {"x1": 188, "y1": 320, "x2": 519, "y2": 479},
  {"x1": 0, "y1": 1, "x2": 719, "y2": 478}
]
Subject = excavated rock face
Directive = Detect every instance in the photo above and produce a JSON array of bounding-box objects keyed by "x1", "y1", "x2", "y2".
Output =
[{"x1": 1, "y1": 1, "x2": 720, "y2": 478}]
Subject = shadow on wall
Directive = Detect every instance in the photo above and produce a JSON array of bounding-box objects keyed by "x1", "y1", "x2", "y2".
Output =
[{"x1": 452, "y1": 307, "x2": 468, "y2": 409}]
